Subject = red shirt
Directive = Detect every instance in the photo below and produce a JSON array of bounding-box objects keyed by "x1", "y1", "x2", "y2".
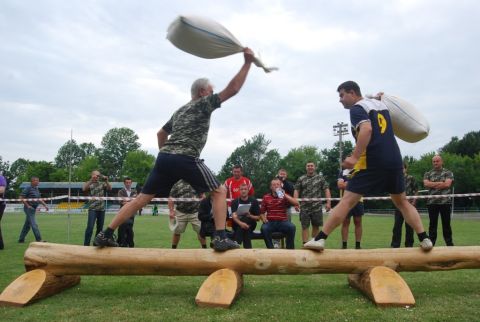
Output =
[
  {"x1": 224, "y1": 176, "x2": 254, "y2": 200},
  {"x1": 260, "y1": 193, "x2": 290, "y2": 222}
]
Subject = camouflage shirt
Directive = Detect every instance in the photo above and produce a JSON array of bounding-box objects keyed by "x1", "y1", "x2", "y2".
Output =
[
  {"x1": 404, "y1": 174, "x2": 418, "y2": 197},
  {"x1": 87, "y1": 181, "x2": 108, "y2": 211},
  {"x1": 169, "y1": 180, "x2": 201, "y2": 214},
  {"x1": 423, "y1": 168, "x2": 454, "y2": 205},
  {"x1": 295, "y1": 173, "x2": 329, "y2": 214},
  {"x1": 160, "y1": 94, "x2": 221, "y2": 158}
]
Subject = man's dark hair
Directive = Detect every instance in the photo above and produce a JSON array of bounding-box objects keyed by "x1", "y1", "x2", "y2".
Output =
[
  {"x1": 233, "y1": 164, "x2": 243, "y2": 170},
  {"x1": 337, "y1": 81, "x2": 362, "y2": 96},
  {"x1": 123, "y1": 176, "x2": 132, "y2": 182}
]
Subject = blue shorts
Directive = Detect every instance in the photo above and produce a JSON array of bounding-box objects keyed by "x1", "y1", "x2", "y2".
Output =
[
  {"x1": 142, "y1": 153, "x2": 220, "y2": 197},
  {"x1": 346, "y1": 168, "x2": 405, "y2": 196},
  {"x1": 348, "y1": 202, "x2": 364, "y2": 218}
]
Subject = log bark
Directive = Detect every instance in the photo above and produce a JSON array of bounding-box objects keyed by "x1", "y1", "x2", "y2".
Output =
[{"x1": 23, "y1": 242, "x2": 480, "y2": 276}]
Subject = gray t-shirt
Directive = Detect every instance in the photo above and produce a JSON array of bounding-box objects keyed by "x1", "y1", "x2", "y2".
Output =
[{"x1": 160, "y1": 94, "x2": 221, "y2": 158}]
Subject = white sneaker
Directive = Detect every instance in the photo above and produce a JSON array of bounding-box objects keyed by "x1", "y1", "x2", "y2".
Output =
[
  {"x1": 303, "y1": 238, "x2": 325, "y2": 251},
  {"x1": 420, "y1": 238, "x2": 433, "y2": 251}
]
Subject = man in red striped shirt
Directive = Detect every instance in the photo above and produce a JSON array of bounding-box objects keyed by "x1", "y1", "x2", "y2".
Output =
[{"x1": 260, "y1": 178, "x2": 299, "y2": 249}]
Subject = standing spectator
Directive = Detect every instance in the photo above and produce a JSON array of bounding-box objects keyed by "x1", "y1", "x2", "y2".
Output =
[
  {"x1": 231, "y1": 183, "x2": 260, "y2": 249},
  {"x1": 391, "y1": 163, "x2": 418, "y2": 248},
  {"x1": 94, "y1": 48, "x2": 255, "y2": 251},
  {"x1": 117, "y1": 177, "x2": 137, "y2": 247},
  {"x1": 423, "y1": 155, "x2": 454, "y2": 246},
  {"x1": 225, "y1": 165, "x2": 255, "y2": 201},
  {"x1": 294, "y1": 162, "x2": 331, "y2": 245},
  {"x1": 304, "y1": 81, "x2": 432, "y2": 251},
  {"x1": 83, "y1": 170, "x2": 111, "y2": 246},
  {"x1": 338, "y1": 169, "x2": 364, "y2": 249},
  {"x1": 260, "y1": 178, "x2": 299, "y2": 249},
  {"x1": 168, "y1": 180, "x2": 206, "y2": 249},
  {"x1": 0, "y1": 172, "x2": 7, "y2": 249},
  {"x1": 18, "y1": 176, "x2": 48, "y2": 243}
]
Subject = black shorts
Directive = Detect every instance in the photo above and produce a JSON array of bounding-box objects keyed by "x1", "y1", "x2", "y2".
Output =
[
  {"x1": 347, "y1": 168, "x2": 405, "y2": 196},
  {"x1": 348, "y1": 202, "x2": 364, "y2": 218},
  {"x1": 142, "y1": 153, "x2": 220, "y2": 197}
]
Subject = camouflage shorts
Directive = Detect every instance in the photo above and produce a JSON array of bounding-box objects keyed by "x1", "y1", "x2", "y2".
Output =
[{"x1": 299, "y1": 211, "x2": 323, "y2": 229}]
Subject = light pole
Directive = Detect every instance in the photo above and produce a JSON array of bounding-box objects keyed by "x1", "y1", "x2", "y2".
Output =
[{"x1": 333, "y1": 122, "x2": 349, "y2": 172}]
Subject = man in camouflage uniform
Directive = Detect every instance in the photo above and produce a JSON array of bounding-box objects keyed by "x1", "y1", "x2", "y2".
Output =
[
  {"x1": 391, "y1": 162, "x2": 418, "y2": 248},
  {"x1": 95, "y1": 48, "x2": 256, "y2": 251},
  {"x1": 294, "y1": 162, "x2": 331, "y2": 244},
  {"x1": 168, "y1": 180, "x2": 206, "y2": 249},
  {"x1": 423, "y1": 155, "x2": 454, "y2": 246}
]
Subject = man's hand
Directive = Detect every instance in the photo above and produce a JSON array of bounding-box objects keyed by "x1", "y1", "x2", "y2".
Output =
[
  {"x1": 244, "y1": 47, "x2": 255, "y2": 64},
  {"x1": 240, "y1": 222, "x2": 250, "y2": 230},
  {"x1": 169, "y1": 209, "x2": 175, "y2": 219},
  {"x1": 325, "y1": 203, "x2": 331, "y2": 212},
  {"x1": 342, "y1": 155, "x2": 358, "y2": 169}
]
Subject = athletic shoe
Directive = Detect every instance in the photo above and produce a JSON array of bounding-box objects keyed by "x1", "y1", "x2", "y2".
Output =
[
  {"x1": 303, "y1": 238, "x2": 325, "y2": 251},
  {"x1": 211, "y1": 236, "x2": 240, "y2": 252},
  {"x1": 94, "y1": 231, "x2": 119, "y2": 247},
  {"x1": 420, "y1": 238, "x2": 433, "y2": 251}
]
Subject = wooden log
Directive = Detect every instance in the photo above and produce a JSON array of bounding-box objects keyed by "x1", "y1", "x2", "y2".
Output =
[
  {"x1": 195, "y1": 269, "x2": 243, "y2": 308},
  {"x1": 23, "y1": 242, "x2": 480, "y2": 276},
  {"x1": 0, "y1": 269, "x2": 80, "y2": 307},
  {"x1": 348, "y1": 266, "x2": 415, "y2": 307}
]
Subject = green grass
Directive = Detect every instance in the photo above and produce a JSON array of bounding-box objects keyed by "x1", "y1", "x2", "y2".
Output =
[{"x1": 0, "y1": 211, "x2": 479, "y2": 321}]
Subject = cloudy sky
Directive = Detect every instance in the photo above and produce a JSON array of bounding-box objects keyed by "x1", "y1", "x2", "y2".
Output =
[{"x1": 1, "y1": 0, "x2": 479, "y2": 173}]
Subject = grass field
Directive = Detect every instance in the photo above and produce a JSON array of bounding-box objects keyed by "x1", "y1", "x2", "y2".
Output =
[{"x1": 0, "y1": 211, "x2": 479, "y2": 321}]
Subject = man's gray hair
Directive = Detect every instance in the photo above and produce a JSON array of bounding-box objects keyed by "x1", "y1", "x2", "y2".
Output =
[{"x1": 191, "y1": 78, "x2": 211, "y2": 99}]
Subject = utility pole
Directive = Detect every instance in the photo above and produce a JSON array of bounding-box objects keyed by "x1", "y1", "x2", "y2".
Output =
[{"x1": 333, "y1": 122, "x2": 349, "y2": 172}]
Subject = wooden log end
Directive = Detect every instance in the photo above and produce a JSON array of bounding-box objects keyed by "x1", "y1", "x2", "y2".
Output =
[
  {"x1": 195, "y1": 268, "x2": 243, "y2": 308},
  {"x1": 0, "y1": 269, "x2": 80, "y2": 307},
  {"x1": 348, "y1": 266, "x2": 415, "y2": 307}
]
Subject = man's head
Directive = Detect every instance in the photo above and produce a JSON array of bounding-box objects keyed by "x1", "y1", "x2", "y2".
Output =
[
  {"x1": 432, "y1": 155, "x2": 443, "y2": 170},
  {"x1": 232, "y1": 165, "x2": 243, "y2": 179},
  {"x1": 191, "y1": 78, "x2": 213, "y2": 100},
  {"x1": 30, "y1": 176, "x2": 39, "y2": 186},
  {"x1": 91, "y1": 170, "x2": 101, "y2": 182},
  {"x1": 306, "y1": 162, "x2": 316, "y2": 176},
  {"x1": 270, "y1": 178, "x2": 282, "y2": 193},
  {"x1": 239, "y1": 183, "x2": 249, "y2": 199},
  {"x1": 277, "y1": 169, "x2": 287, "y2": 181},
  {"x1": 123, "y1": 177, "x2": 132, "y2": 189},
  {"x1": 337, "y1": 81, "x2": 362, "y2": 108}
]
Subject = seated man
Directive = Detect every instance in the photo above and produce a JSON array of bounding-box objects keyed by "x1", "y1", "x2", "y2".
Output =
[
  {"x1": 231, "y1": 183, "x2": 260, "y2": 249},
  {"x1": 260, "y1": 178, "x2": 299, "y2": 249},
  {"x1": 198, "y1": 194, "x2": 229, "y2": 247}
]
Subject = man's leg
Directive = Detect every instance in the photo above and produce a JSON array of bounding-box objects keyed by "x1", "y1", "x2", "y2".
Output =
[
  {"x1": 391, "y1": 209, "x2": 404, "y2": 248},
  {"x1": 210, "y1": 185, "x2": 240, "y2": 251},
  {"x1": 19, "y1": 208, "x2": 33, "y2": 242},
  {"x1": 404, "y1": 222, "x2": 414, "y2": 247},
  {"x1": 96, "y1": 210, "x2": 105, "y2": 236},
  {"x1": 427, "y1": 204, "x2": 439, "y2": 246},
  {"x1": 300, "y1": 213, "x2": 310, "y2": 244},
  {"x1": 84, "y1": 209, "x2": 96, "y2": 246},
  {"x1": 353, "y1": 215, "x2": 362, "y2": 249},
  {"x1": 171, "y1": 234, "x2": 181, "y2": 248},
  {"x1": 117, "y1": 223, "x2": 127, "y2": 247},
  {"x1": 341, "y1": 217, "x2": 351, "y2": 249},
  {"x1": 279, "y1": 221, "x2": 296, "y2": 249},
  {"x1": 28, "y1": 208, "x2": 42, "y2": 242},
  {"x1": 439, "y1": 204, "x2": 454, "y2": 246},
  {"x1": 260, "y1": 222, "x2": 274, "y2": 249}
]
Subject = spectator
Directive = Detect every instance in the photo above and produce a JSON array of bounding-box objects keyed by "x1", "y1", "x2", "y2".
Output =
[
  {"x1": 225, "y1": 165, "x2": 255, "y2": 201},
  {"x1": 18, "y1": 176, "x2": 48, "y2": 243},
  {"x1": 260, "y1": 178, "x2": 299, "y2": 249},
  {"x1": 391, "y1": 162, "x2": 418, "y2": 248},
  {"x1": 0, "y1": 172, "x2": 7, "y2": 249},
  {"x1": 94, "y1": 48, "x2": 255, "y2": 251},
  {"x1": 423, "y1": 155, "x2": 454, "y2": 246},
  {"x1": 168, "y1": 180, "x2": 206, "y2": 249},
  {"x1": 198, "y1": 194, "x2": 229, "y2": 247},
  {"x1": 294, "y1": 162, "x2": 331, "y2": 245},
  {"x1": 231, "y1": 183, "x2": 260, "y2": 249},
  {"x1": 338, "y1": 169, "x2": 364, "y2": 249},
  {"x1": 117, "y1": 177, "x2": 137, "y2": 247},
  {"x1": 83, "y1": 170, "x2": 111, "y2": 246}
]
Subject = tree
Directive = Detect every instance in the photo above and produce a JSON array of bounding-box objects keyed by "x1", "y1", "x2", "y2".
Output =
[
  {"x1": 54, "y1": 139, "x2": 86, "y2": 168},
  {"x1": 0, "y1": 156, "x2": 9, "y2": 174},
  {"x1": 278, "y1": 145, "x2": 322, "y2": 184},
  {"x1": 98, "y1": 127, "x2": 140, "y2": 179},
  {"x1": 441, "y1": 131, "x2": 480, "y2": 158},
  {"x1": 120, "y1": 150, "x2": 156, "y2": 185},
  {"x1": 73, "y1": 156, "x2": 101, "y2": 182},
  {"x1": 218, "y1": 133, "x2": 280, "y2": 196},
  {"x1": 79, "y1": 142, "x2": 97, "y2": 157}
]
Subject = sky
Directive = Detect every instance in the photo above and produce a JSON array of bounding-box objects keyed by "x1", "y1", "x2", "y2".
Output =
[{"x1": 1, "y1": 0, "x2": 479, "y2": 173}]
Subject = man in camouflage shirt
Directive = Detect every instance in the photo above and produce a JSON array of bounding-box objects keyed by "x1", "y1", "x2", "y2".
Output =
[
  {"x1": 95, "y1": 48, "x2": 256, "y2": 251},
  {"x1": 83, "y1": 170, "x2": 112, "y2": 246},
  {"x1": 423, "y1": 155, "x2": 454, "y2": 246},
  {"x1": 391, "y1": 163, "x2": 418, "y2": 248},
  {"x1": 294, "y1": 162, "x2": 331, "y2": 244},
  {"x1": 168, "y1": 180, "x2": 206, "y2": 249}
]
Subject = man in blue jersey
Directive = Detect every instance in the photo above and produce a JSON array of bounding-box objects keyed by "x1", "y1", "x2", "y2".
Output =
[{"x1": 304, "y1": 81, "x2": 432, "y2": 251}]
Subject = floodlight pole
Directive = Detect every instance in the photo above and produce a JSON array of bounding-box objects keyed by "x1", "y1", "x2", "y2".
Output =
[{"x1": 333, "y1": 122, "x2": 349, "y2": 172}]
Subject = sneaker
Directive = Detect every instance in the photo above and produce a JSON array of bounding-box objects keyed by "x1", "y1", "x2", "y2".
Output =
[
  {"x1": 420, "y1": 238, "x2": 433, "y2": 251},
  {"x1": 303, "y1": 238, "x2": 325, "y2": 251},
  {"x1": 211, "y1": 236, "x2": 240, "y2": 252},
  {"x1": 94, "y1": 231, "x2": 119, "y2": 247}
]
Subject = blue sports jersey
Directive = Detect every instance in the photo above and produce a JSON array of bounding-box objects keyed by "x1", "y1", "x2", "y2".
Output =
[{"x1": 350, "y1": 99, "x2": 402, "y2": 170}]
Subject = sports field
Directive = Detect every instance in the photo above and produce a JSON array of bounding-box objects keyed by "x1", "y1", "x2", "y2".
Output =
[{"x1": 0, "y1": 211, "x2": 479, "y2": 321}]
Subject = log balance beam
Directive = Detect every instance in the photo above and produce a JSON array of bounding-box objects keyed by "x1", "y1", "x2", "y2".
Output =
[{"x1": 1, "y1": 242, "x2": 479, "y2": 308}]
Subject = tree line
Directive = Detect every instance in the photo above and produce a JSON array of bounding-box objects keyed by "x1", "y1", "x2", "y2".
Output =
[{"x1": 1, "y1": 129, "x2": 479, "y2": 209}]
